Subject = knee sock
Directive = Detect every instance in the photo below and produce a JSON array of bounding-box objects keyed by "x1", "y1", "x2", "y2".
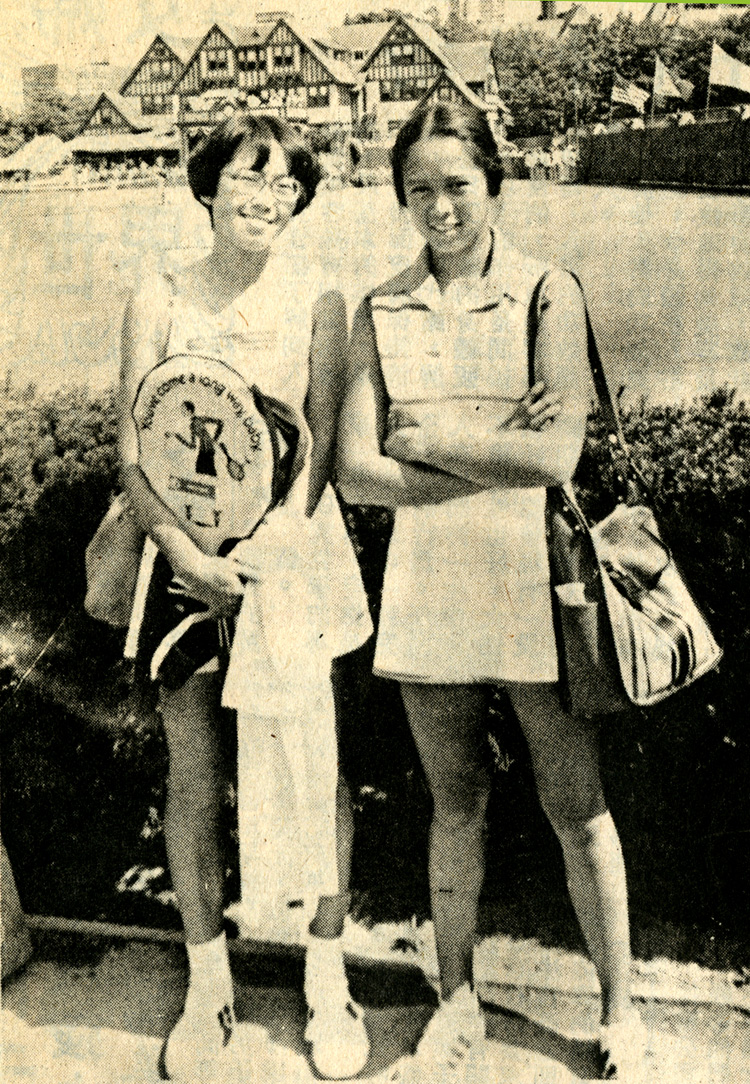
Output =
[{"x1": 185, "y1": 931, "x2": 234, "y2": 1013}]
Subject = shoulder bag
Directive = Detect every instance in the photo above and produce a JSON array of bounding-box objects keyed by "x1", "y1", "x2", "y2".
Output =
[{"x1": 529, "y1": 271, "x2": 722, "y2": 715}]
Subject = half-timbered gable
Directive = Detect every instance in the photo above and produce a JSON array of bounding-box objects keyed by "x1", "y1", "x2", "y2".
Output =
[
  {"x1": 314, "y1": 23, "x2": 392, "y2": 69},
  {"x1": 363, "y1": 18, "x2": 447, "y2": 104},
  {"x1": 120, "y1": 35, "x2": 196, "y2": 114},
  {"x1": 235, "y1": 25, "x2": 272, "y2": 93},
  {"x1": 78, "y1": 93, "x2": 150, "y2": 136},
  {"x1": 235, "y1": 20, "x2": 355, "y2": 121},
  {"x1": 173, "y1": 25, "x2": 241, "y2": 96}
]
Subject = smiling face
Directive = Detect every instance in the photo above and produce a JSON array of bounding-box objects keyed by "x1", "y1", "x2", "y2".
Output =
[
  {"x1": 204, "y1": 138, "x2": 299, "y2": 254},
  {"x1": 402, "y1": 136, "x2": 496, "y2": 263}
]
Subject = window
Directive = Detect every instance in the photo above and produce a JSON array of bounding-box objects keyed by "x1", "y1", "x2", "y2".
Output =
[
  {"x1": 381, "y1": 80, "x2": 419, "y2": 102},
  {"x1": 390, "y1": 41, "x2": 416, "y2": 66},
  {"x1": 273, "y1": 46, "x2": 295, "y2": 69},
  {"x1": 308, "y1": 84, "x2": 330, "y2": 107},
  {"x1": 142, "y1": 93, "x2": 171, "y2": 115},
  {"x1": 207, "y1": 48, "x2": 229, "y2": 73}
]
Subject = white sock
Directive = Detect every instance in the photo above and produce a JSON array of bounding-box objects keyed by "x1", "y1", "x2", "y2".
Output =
[
  {"x1": 185, "y1": 932, "x2": 233, "y2": 1013},
  {"x1": 445, "y1": 983, "x2": 478, "y2": 1012},
  {"x1": 305, "y1": 934, "x2": 349, "y2": 1005}
]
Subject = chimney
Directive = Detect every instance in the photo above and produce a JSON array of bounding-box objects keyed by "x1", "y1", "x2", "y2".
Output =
[{"x1": 540, "y1": 1, "x2": 557, "y2": 18}]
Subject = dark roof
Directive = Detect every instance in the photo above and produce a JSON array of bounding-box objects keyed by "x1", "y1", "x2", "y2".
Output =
[
  {"x1": 321, "y1": 22, "x2": 393, "y2": 59},
  {"x1": 160, "y1": 35, "x2": 202, "y2": 62},
  {"x1": 443, "y1": 41, "x2": 493, "y2": 85}
]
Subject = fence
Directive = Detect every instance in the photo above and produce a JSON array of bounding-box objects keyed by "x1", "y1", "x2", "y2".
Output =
[{"x1": 578, "y1": 115, "x2": 750, "y2": 189}]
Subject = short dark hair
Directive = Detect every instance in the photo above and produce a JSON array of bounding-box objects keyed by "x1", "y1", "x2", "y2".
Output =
[
  {"x1": 391, "y1": 101, "x2": 504, "y2": 207},
  {"x1": 187, "y1": 112, "x2": 323, "y2": 219}
]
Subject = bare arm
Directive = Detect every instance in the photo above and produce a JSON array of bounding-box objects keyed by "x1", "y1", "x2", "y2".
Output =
[
  {"x1": 304, "y1": 289, "x2": 348, "y2": 517},
  {"x1": 336, "y1": 297, "x2": 484, "y2": 508},
  {"x1": 119, "y1": 278, "x2": 256, "y2": 615},
  {"x1": 384, "y1": 272, "x2": 589, "y2": 489}
]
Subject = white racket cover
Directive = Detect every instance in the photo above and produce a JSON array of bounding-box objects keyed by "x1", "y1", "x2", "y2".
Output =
[{"x1": 132, "y1": 355, "x2": 278, "y2": 555}]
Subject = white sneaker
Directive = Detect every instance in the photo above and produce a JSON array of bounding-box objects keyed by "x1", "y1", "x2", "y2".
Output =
[
  {"x1": 393, "y1": 984, "x2": 486, "y2": 1084},
  {"x1": 305, "y1": 996, "x2": 370, "y2": 1079},
  {"x1": 305, "y1": 936, "x2": 370, "y2": 1079},
  {"x1": 598, "y1": 1012, "x2": 648, "y2": 1081},
  {"x1": 162, "y1": 1001, "x2": 242, "y2": 1082}
]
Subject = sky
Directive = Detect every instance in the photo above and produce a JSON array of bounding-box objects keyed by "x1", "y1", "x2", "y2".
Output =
[{"x1": 0, "y1": 2, "x2": 738, "y2": 110}]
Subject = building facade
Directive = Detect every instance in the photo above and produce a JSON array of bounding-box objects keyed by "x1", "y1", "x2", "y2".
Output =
[{"x1": 114, "y1": 14, "x2": 507, "y2": 159}]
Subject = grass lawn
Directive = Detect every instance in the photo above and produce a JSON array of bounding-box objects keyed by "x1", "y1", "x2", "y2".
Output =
[{"x1": 1, "y1": 181, "x2": 749, "y2": 402}]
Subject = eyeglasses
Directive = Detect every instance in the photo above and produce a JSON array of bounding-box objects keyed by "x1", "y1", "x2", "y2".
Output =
[{"x1": 222, "y1": 170, "x2": 302, "y2": 203}]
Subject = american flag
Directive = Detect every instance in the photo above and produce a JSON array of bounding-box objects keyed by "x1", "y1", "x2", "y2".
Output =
[{"x1": 611, "y1": 73, "x2": 650, "y2": 113}]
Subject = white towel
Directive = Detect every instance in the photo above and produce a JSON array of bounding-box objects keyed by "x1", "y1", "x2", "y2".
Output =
[{"x1": 222, "y1": 510, "x2": 340, "y2": 928}]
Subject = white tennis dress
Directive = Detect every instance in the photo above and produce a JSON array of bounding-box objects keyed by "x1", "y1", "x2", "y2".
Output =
[
  {"x1": 138, "y1": 251, "x2": 372, "y2": 928},
  {"x1": 369, "y1": 234, "x2": 559, "y2": 686}
]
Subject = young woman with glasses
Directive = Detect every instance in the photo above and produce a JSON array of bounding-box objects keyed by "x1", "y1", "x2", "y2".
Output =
[{"x1": 119, "y1": 112, "x2": 372, "y2": 1082}]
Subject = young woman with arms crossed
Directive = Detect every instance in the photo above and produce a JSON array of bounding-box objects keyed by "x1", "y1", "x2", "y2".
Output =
[
  {"x1": 338, "y1": 101, "x2": 641, "y2": 1082},
  {"x1": 119, "y1": 113, "x2": 372, "y2": 1082}
]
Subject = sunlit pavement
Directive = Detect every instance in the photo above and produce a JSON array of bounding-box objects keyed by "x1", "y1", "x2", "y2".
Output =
[{"x1": 3, "y1": 932, "x2": 749, "y2": 1083}]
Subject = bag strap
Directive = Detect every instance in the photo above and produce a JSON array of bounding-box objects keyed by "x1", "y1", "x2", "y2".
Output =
[{"x1": 527, "y1": 269, "x2": 648, "y2": 501}]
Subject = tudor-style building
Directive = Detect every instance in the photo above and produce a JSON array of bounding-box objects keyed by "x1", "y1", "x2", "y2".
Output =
[
  {"x1": 353, "y1": 16, "x2": 507, "y2": 134},
  {"x1": 120, "y1": 35, "x2": 199, "y2": 117},
  {"x1": 168, "y1": 19, "x2": 358, "y2": 158},
  {"x1": 113, "y1": 15, "x2": 508, "y2": 161}
]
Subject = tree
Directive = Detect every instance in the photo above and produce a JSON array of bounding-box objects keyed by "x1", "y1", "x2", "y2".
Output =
[
  {"x1": 19, "y1": 92, "x2": 92, "y2": 142},
  {"x1": 491, "y1": 7, "x2": 750, "y2": 138}
]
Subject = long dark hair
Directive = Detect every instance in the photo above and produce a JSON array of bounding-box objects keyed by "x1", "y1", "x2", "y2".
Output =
[{"x1": 391, "y1": 101, "x2": 504, "y2": 206}]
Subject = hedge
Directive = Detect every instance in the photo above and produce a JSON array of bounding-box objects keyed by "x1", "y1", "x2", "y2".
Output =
[{"x1": 1, "y1": 385, "x2": 749, "y2": 943}]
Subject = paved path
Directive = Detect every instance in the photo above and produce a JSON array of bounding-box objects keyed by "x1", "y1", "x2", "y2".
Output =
[{"x1": 3, "y1": 933, "x2": 749, "y2": 1082}]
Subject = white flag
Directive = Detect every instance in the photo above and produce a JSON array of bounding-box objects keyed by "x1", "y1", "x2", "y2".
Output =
[
  {"x1": 653, "y1": 56, "x2": 683, "y2": 100},
  {"x1": 611, "y1": 74, "x2": 650, "y2": 113},
  {"x1": 709, "y1": 41, "x2": 750, "y2": 95}
]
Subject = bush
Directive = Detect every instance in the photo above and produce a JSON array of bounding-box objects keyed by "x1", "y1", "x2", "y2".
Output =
[
  {"x1": 0, "y1": 387, "x2": 118, "y2": 617},
  {"x1": 2, "y1": 383, "x2": 750, "y2": 936},
  {"x1": 2, "y1": 382, "x2": 749, "y2": 682}
]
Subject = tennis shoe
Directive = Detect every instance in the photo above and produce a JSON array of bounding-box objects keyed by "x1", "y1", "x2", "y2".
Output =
[
  {"x1": 392, "y1": 984, "x2": 486, "y2": 1084},
  {"x1": 304, "y1": 935, "x2": 370, "y2": 1078},
  {"x1": 598, "y1": 1011, "x2": 648, "y2": 1081},
  {"x1": 162, "y1": 1001, "x2": 242, "y2": 1082},
  {"x1": 305, "y1": 995, "x2": 370, "y2": 1079}
]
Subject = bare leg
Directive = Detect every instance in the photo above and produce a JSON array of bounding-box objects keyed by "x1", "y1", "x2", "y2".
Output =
[
  {"x1": 507, "y1": 682, "x2": 631, "y2": 1026},
  {"x1": 305, "y1": 657, "x2": 370, "y2": 1079},
  {"x1": 160, "y1": 671, "x2": 226, "y2": 945},
  {"x1": 308, "y1": 772, "x2": 354, "y2": 938},
  {"x1": 309, "y1": 655, "x2": 358, "y2": 940},
  {"x1": 401, "y1": 684, "x2": 492, "y2": 1001}
]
